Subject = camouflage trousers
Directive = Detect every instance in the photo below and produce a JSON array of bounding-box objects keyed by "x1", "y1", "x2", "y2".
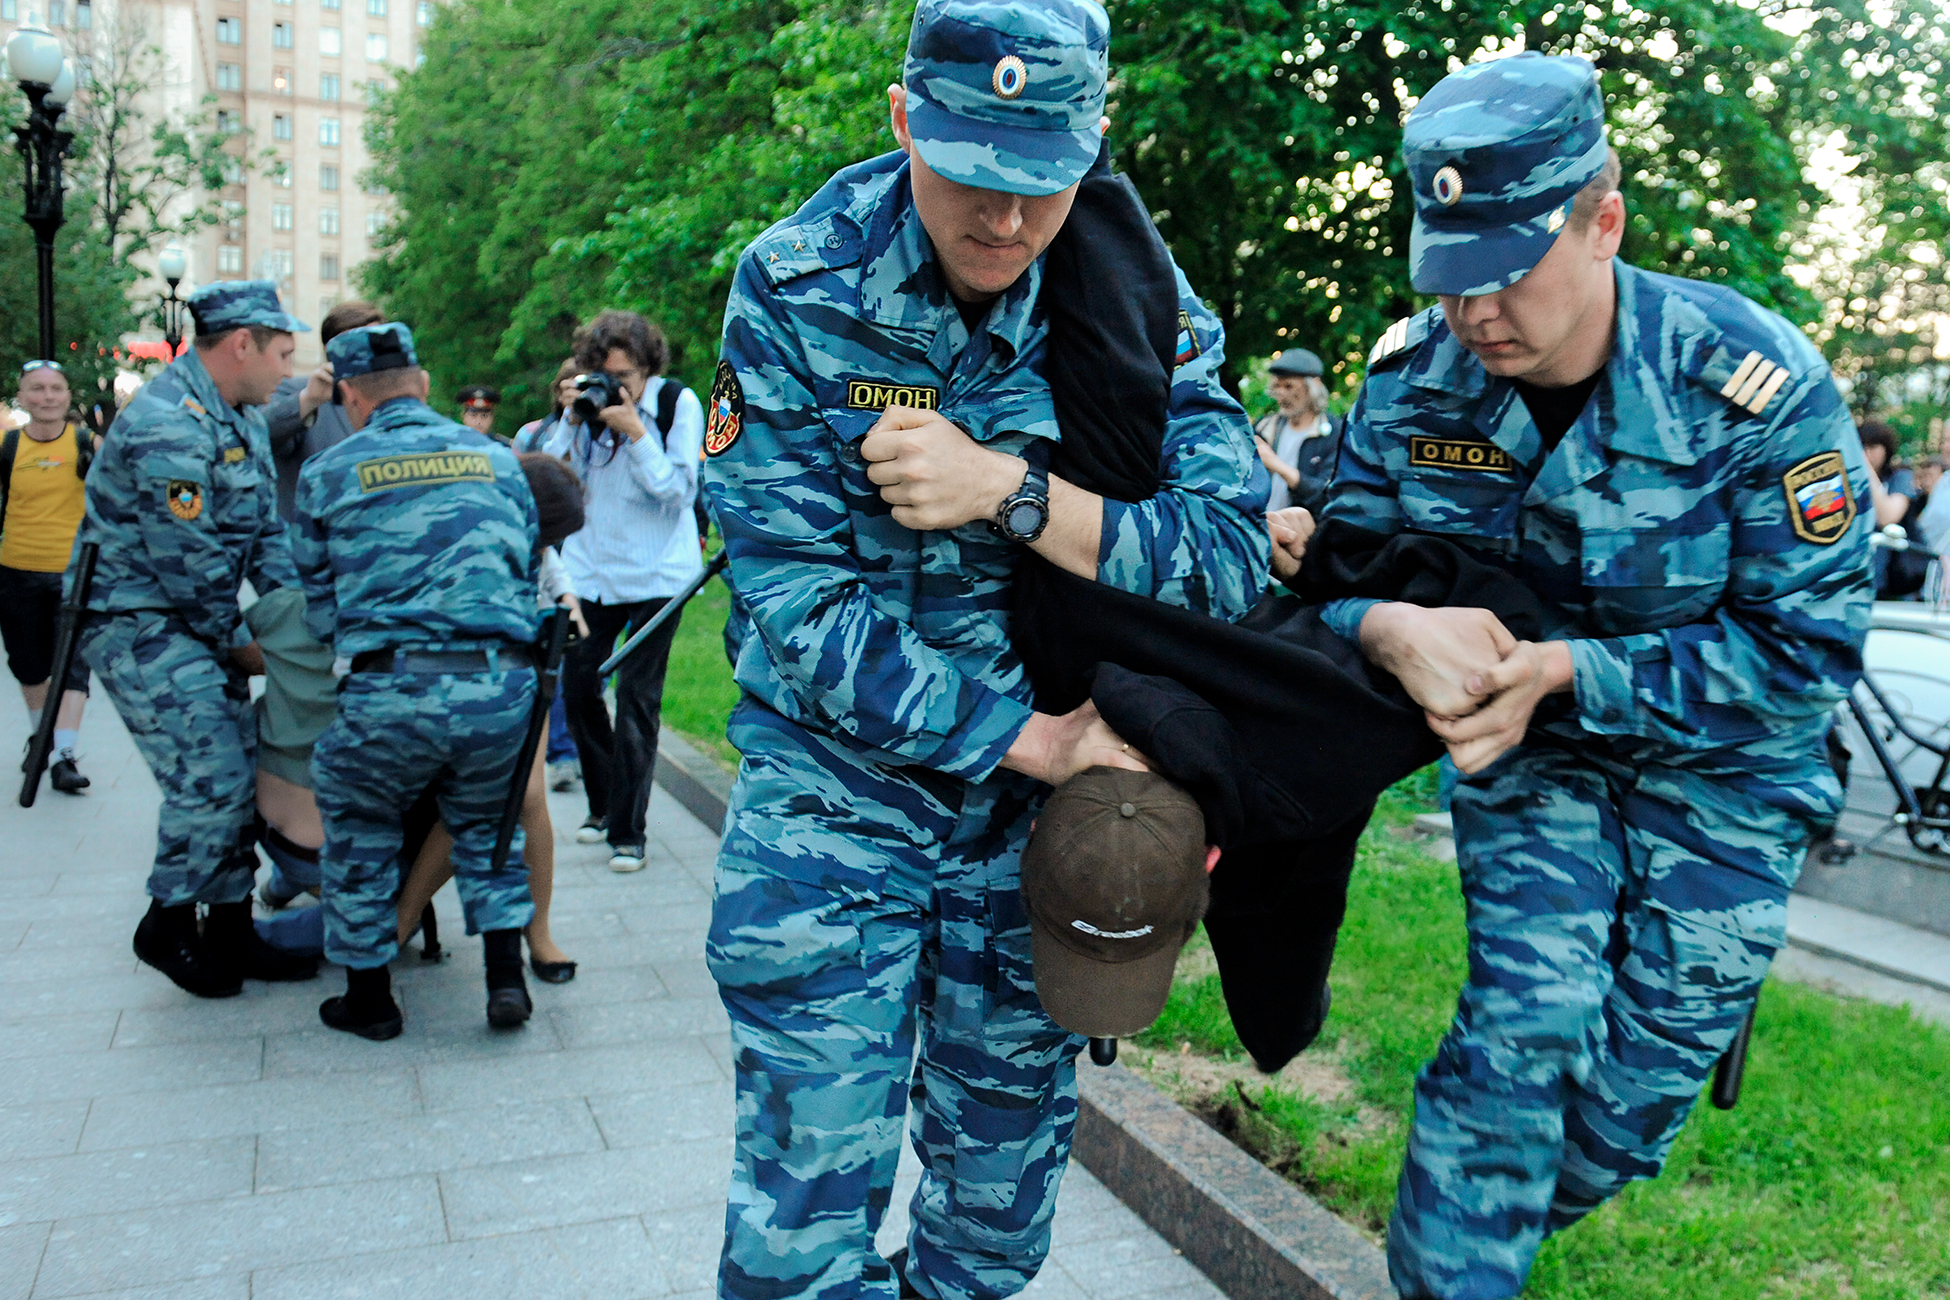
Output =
[
  {"x1": 311, "y1": 668, "x2": 537, "y2": 969},
  {"x1": 80, "y1": 612, "x2": 258, "y2": 907},
  {"x1": 708, "y1": 702, "x2": 1083, "y2": 1300},
  {"x1": 1388, "y1": 741, "x2": 1829, "y2": 1299}
]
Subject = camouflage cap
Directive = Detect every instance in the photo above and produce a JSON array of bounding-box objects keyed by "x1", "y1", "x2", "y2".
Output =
[
  {"x1": 325, "y1": 322, "x2": 419, "y2": 380},
  {"x1": 1403, "y1": 52, "x2": 1609, "y2": 297},
  {"x1": 188, "y1": 280, "x2": 309, "y2": 335},
  {"x1": 903, "y1": 0, "x2": 1108, "y2": 197}
]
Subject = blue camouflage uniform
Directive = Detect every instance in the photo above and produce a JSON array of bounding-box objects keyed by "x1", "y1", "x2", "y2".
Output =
[
  {"x1": 701, "y1": 3, "x2": 1268, "y2": 1296},
  {"x1": 291, "y1": 323, "x2": 541, "y2": 970},
  {"x1": 75, "y1": 281, "x2": 305, "y2": 908},
  {"x1": 1318, "y1": 55, "x2": 1873, "y2": 1298}
]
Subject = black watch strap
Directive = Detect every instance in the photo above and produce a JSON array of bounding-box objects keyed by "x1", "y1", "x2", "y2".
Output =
[{"x1": 993, "y1": 439, "x2": 1053, "y2": 543}]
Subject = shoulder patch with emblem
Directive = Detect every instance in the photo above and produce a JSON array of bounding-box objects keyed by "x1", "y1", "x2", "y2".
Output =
[
  {"x1": 705, "y1": 360, "x2": 744, "y2": 457},
  {"x1": 1409, "y1": 436, "x2": 1518, "y2": 475},
  {"x1": 1719, "y1": 350, "x2": 1793, "y2": 417},
  {"x1": 166, "y1": 480, "x2": 203, "y2": 521},
  {"x1": 1174, "y1": 311, "x2": 1202, "y2": 368},
  {"x1": 1782, "y1": 451, "x2": 1855, "y2": 545},
  {"x1": 1367, "y1": 312, "x2": 1432, "y2": 368},
  {"x1": 844, "y1": 379, "x2": 939, "y2": 412},
  {"x1": 355, "y1": 451, "x2": 496, "y2": 493}
]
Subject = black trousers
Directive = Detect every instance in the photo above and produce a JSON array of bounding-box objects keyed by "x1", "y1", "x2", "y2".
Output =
[
  {"x1": 561, "y1": 596, "x2": 680, "y2": 850},
  {"x1": 0, "y1": 564, "x2": 90, "y2": 691}
]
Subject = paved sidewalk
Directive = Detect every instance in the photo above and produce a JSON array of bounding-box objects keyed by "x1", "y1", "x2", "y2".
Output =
[{"x1": 0, "y1": 700, "x2": 1224, "y2": 1300}]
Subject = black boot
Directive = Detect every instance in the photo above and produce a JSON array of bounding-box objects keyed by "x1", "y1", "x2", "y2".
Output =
[
  {"x1": 132, "y1": 900, "x2": 242, "y2": 998},
  {"x1": 320, "y1": 964, "x2": 403, "y2": 1040},
  {"x1": 204, "y1": 899, "x2": 319, "y2": 983},
  {"x1": 49, "y1": 753, "x2": 90, "y2": 793},
  {"x1": 483, "y1": 928, "x2": 532, "y2": 1029}
]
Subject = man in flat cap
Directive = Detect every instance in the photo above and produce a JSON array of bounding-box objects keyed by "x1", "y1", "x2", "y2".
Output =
[
  {"x1": 292, "y1": 323, "x2": 542, "y2": 1038},
  {"x1": 700, "y1": 0, "x2": 1267, "y2": 1294},
  {"x1": 1307, "y1": 52, "x2": 1872, "y2": 1297},
  {"x1": 1253, "y1": 346, "x2": 1340, "y2": 515},
  {"x1": 76, "y1": 280, "x2": 321, "y2": 998}
]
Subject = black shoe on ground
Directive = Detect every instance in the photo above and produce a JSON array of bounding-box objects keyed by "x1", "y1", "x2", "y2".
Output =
[
  {"x1": 204, "y1": 900, "x2": 319, "y2": 983},
  {"x1": 487, "y1": 985, "x2": 533, "y2": 1028},
  {"x1": 484, "y1": 927, "x2": 532, "y2": 1028},
  {"x1": 319, "y1": 994, "x2": 405, "y2": 1040},
  {"x1": 132, "y1": 900, "x2": 243, "y2": 999},
  {"x1": 49, "y1": 756, "x2": 90, "y2": 794},
  {"x1": 530, "y1": 957, "x2": 578, "y2": 984},
  {"x1": 574, "y1": 814, "x2": 609, "y2": 844}
]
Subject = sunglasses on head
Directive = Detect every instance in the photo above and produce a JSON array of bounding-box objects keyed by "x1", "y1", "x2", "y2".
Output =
[{"x1": 21, "y1": 360, "x2": 64, "y2": 374}]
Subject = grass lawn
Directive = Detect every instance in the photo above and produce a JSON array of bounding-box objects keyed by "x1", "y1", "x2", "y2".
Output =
[
  {"x1": 1133, "y1": 770, "x2": 1950, "y2": 1298},
  {"x1": 659, "y1": 555, "x2": 741, "y2": 770}
]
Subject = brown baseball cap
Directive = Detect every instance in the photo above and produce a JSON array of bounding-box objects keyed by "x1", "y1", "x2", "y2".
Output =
[{"x1": 1021, "y1": 767, "x2": 1209, "y2": 1038}]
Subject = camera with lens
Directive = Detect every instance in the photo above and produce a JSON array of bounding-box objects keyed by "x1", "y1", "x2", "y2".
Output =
[{"x1": 572, "y1": 371, "x2": 628, "y2": 423}]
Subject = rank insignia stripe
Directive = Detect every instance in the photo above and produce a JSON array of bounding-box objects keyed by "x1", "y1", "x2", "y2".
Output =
[
  {"x1": 180, "y1": 397, "x2": 207, "y2": 416},
  {"x1": 222, "y1": 446, "x2": 248, "y2": 463},
  {"x1": 1368, "y1": 318, "x2": 1413, "y2": 367},
  {"x1": 354, "y1": 451, "x2": 497, "y2": 493},
  {"x1": 1782, "y1": 451, "x2": 1856, "y2": 545},
  {"x1": 1720, "y1": 350, "x2": 1791, "y2": 415},
  {"x1": 1409, "y1": 436, "x2": 1518, "y2": 474},
  {"x1": 166, "y1": 479, "x2": 204, "y2": 521},
  {"x1": 843, "y1": 379, "x2": 941, "y2": 412},
  {"x1": 705, "y1": 359, "x2": 745, "y2": 457}
]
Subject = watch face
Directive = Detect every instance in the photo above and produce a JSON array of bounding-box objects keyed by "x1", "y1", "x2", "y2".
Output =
[{"x1": 1006, "y1": 499, "x2": 1045, "y2": 537}]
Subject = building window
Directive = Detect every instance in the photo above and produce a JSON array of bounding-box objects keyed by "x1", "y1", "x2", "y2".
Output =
[
  {"x1": 272, "y1": 203, "x2": 294, "y2": 231},
  {"x1": 222, "y1": 199, "x2": 245, "y2": 230},
  {"x1": 321, "y1": 0, "x2": 339, "y2": 10},
  {"x1": 318, "y1": 72, "x2": 340, "y2": 100},
  {"x1": 216, "y1": 63, "x2": 242, "y2": 91},
  {"x1": 273, "y1": 114, "x2": 292, "y2": 141},
  {"x1": 216, "y1": 16, "x2": 241, "y2": 43},
  {"x1": 320, "y1": 207, "x2": 340, "y2": 235},
  {"x1": 273, "y1": 163, "x2": 292, "y2": 188},
  {"x1": 320, "y1": 295, "x2": 338, "y2": 318},
  {"x1": 319, "y1": 26, "x2": 341, "y2": 54},
  {"x1": 0, "y1": 0, "x2": 18, "y2": 21},
  {"x1": 415, "y1": 0, "x2": 429, "y2": 23},
  {"x1": 367, "y1": 0, "x2": 386, "y2": 14},
  {"x1": 365, "y1": 33, "x2": 387, "y2": 60},
  {"x1": 218, "y1": 246, "x2": 244, "y2": 273},
  {"x1": 217, "y1": 109, "x2": 242, "y2": 134},
  {"x1": 272, "y1": 67, "x2": 291, "y2": 94},
  {"x1": 366, "y1": 210, "x2": 383, "y2": 237},
  {"x1": 319, "y1": 117, "x2": 340, "y2": 146},
  {"x1": 267, "y1": 248, "x2": 295, "y2": 279},
  {"x1": 272, "y1": 21, "x2": 293, "y2": 47},
  {"x1": 223, "y1": 157, "x2": 246, "y2": 186},
  {"x1": 320, "y1": 163, "x2": 340, "y2": 191},
  {"x1": 364, "y1": 79, "x2": 386, "y2": 106},
  {"x1": 75, "y1": 2, "x2": 90, "y2": 29},
  {"x1": 320, "y1": 254, "x2": 340, "y2": 281},
  {"x1": 47, "y1": 0, "x2": 63, "y2": 26}
]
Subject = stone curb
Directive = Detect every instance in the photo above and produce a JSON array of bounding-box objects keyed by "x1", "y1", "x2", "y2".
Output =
[
  {"x1": 1075, "y1": 1064, "x2": 1395, "y2": 1300},
  {"x1": 651, "y1": 737, "x2": 1396, "y2": 1300}
]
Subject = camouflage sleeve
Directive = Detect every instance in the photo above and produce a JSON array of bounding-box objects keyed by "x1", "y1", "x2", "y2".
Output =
[
  {"x1": 1568, "y1": 375, "x2": 1873, "y2": 748},
  {"x1": 290, "y1": 464, "x2": 339, "y2": 646},
  {"x1": 1096, "y1": 274, "x2": 1270, "y2": 619},
  {"x1": 706, "y1": 256, "x2": 1034, "y2": 780},
  {"x1": 125, "y1": 412, "x2": 254, "y2": 647}
]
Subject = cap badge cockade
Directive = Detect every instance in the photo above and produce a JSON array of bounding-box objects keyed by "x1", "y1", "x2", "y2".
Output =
[
  {"x1": 1432, "y1": 165, "x2": 1464, "y2": 207},
  {"x1": 992, "y1": 54, "x2": 1028, "y2": 100}
]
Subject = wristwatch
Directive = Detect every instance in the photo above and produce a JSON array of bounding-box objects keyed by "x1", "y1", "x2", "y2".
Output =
[{"x1": 993, "y1": 452, "x2": 1051, "y2": 543}]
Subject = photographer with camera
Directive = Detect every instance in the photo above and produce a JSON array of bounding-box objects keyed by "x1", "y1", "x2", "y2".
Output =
[{"x1": 539, "y1": 310, "x2": 703, "y2": 871}]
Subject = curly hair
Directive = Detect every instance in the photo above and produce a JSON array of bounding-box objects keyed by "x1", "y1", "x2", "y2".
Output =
[{"x1": 573, "y1": 310, "x2": 667, "y2": 377}]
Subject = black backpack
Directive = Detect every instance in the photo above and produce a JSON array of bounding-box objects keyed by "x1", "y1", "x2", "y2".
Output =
[{"x1": 0, "y1": 423, "x2": 95, "y2": 528}]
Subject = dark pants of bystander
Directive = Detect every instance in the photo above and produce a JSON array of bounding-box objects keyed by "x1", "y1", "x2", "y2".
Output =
[{"x1": 561, "y1": 596, "x2": 679, "y2": 851}]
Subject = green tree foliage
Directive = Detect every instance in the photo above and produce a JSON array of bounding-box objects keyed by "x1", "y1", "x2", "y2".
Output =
[{"x1": 367, "y1": 0, "x2": 1947, "y2": 414}]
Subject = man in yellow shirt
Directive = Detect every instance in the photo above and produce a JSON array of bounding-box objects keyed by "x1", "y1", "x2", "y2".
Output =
[{"x1": 1, "y1": 361, "x2": 93, "y2": 793}]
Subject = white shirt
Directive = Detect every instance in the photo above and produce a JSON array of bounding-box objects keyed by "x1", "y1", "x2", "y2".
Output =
[
  {"x1": 1256, "y1": 412, "x2": 1329, "y2": 512},
  {"x1": 540, "y1": 378, "x2": 704, "y2": 604}
]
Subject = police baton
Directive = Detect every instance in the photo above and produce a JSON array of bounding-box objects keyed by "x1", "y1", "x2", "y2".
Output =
[
  {"x1": 597, "y1": 550, "x2": 728, "y2": 677},
  {"x1": 20, "y1": 542, "x2": 99, "y2": 808},
  {"x1": 1710, "y1": 1002, "x2": 1757, "y2": 1111},
  {"x1": 490, "y1": 606, "x2": 572, "y2": 873}
]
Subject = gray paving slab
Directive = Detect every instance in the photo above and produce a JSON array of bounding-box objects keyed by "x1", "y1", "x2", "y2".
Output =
[
  {"x1": 0, "y1": 1137, "x2": 256, "y2": 1225},
  {"x1": 0, "y1": 697, "x2": 1224, "y2": 1300}
]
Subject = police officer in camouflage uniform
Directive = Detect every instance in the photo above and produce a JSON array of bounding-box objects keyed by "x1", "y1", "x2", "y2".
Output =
[
  {"x1": 1311, "y1": 55, "x2": 1872, "y2": 1297},
  {"x1": 77, "y1": 281, "x2": 321, "y2": 999},
  {"x1": 292, "y1": 323, "x2": 542, "y2": 1040},
  {"x1": 702, "y1": 2, "x2": 1268, "y2": 1296}
]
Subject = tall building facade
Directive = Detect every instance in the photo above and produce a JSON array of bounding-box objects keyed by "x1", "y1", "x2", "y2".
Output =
[{"x1": 3, "y1": 0, "x2": 421, "y2": 366}]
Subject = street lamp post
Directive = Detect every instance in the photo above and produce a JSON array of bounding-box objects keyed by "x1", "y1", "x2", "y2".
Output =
[
  {"x1": 158, "y1": 244, "x2": 188, "y2": 356},
  {"x1": 7, "y1": 20, "x2": 76, "y2": 361}
]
